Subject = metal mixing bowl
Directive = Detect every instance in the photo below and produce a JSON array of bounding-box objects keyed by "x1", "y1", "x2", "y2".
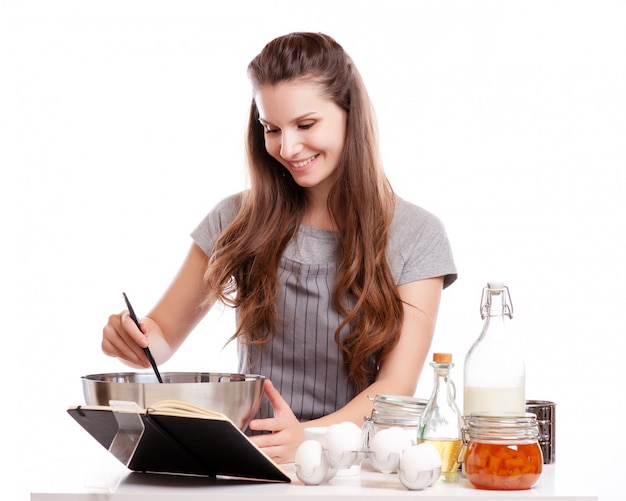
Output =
[{"x1": 81, "y1": 372, "x2": 265, "y2": 431}]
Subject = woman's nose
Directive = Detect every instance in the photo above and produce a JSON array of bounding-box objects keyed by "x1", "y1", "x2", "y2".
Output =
[{"x1": 280, "y1": 131, "x2": 303, "y2": 160}]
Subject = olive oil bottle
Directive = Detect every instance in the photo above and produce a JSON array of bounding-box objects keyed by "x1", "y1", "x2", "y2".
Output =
[{"x1": 417, "y1": 353, "x2": 464, "y2": 483}]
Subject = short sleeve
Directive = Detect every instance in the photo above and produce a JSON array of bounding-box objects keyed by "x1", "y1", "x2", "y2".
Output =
[
  {"x1": 387, "y1": 198, "x2": 457, "y2": 288},
  {"x1": 190, "y1": 193, "x2": 243, "y2": 256}
]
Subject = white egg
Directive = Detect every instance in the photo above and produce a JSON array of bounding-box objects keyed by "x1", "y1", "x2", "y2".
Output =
[
  {"x1": 368, "y1": 426, "x2": 412, "y2": 473},
  {"x1": 398, "y1": 443, "x2": 442, "y2": 490},
  {"x1": 323, "y1": 422, "x2": 362, "y2": 469},
  {"x1": 295, "y1": 440, "x2": 331, "y2": 485},
  {"x1": 304, "y1": 426, "x2": 328, "y2": 443}
]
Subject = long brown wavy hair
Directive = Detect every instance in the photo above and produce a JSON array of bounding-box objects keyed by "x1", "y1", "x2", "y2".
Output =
[{"x1": 204, "y1": 32, "x2": 403, "y2": 391}]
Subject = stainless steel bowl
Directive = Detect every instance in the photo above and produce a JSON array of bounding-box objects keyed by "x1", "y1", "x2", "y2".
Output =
[{"x1": 81, "y1": 372, "x2": 265, "y2": 431}]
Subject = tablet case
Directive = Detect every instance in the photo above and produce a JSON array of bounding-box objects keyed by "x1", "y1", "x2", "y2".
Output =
[{"x1": 67, "y1": 406, "x2": 290, "y2": 483}]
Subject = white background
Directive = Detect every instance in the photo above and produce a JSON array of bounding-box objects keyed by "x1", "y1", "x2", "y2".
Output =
[{"x1": 2, "y1": 1, "x2": 624, "y2": 499}]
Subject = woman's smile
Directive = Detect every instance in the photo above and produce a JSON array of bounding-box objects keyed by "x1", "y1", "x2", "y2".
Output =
[{"x1": 289, "y1": 154, "x2": 319, "y2": 170}]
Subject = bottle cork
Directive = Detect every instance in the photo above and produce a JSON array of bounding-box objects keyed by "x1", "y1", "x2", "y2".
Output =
[{"x1": 433, "y1": 353, "x2": 452, "y2": 363}]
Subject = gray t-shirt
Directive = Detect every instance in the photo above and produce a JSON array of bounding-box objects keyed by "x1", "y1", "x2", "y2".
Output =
[{"x1": 191, "y1": 193, "x2": 456, "y2": 422}]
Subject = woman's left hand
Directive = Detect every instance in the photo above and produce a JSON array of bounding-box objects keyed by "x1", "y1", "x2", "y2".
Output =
[{"x1": 248, "y1": 379, "x2": 305, "y2": 463}]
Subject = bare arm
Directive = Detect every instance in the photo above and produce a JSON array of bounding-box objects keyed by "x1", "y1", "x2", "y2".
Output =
[
  {"x1": 102, "y1": 243, "x2": 213, "y2": 367},
  {"x1": 309, "y1": 276, "x2": 443, "y2": 426},
  {"x1": 249, "y1": 276, "x2": 444, "y2": 463}
]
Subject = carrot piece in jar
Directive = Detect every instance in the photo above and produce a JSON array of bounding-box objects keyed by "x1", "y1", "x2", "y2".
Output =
[{"x1": 466, "y1": 442, "x2": 542, "y2": 490}]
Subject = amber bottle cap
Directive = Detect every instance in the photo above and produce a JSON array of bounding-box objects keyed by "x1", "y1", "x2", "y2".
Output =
[{"x1": 433, "y1": 353, "x2": 452, "y2": 363}]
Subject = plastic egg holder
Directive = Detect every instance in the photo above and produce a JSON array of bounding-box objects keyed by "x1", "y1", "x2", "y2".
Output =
[
  {"x1": 397, "y1": 442, "x2": 443, "y2": 490},
  {"x1": 368, "y1": 426, "x2": 412, "y2": 473},
  {"x1": 295, "y1": 424, "x2": 442, "y2": 490},
  {"x1": 294, "y1": 440, "x2": 337, "y2": 485},
  {"x1": 295, "y1": 422, "x2": 364, "y2": 485}
]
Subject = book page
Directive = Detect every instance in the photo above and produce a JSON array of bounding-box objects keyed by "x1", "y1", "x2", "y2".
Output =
[{"x1": 147, "y1": 400, "x2": 229, "y2": 420}]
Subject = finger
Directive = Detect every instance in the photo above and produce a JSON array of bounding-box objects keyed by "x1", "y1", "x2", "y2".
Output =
[
  {"x1": 102, "y1": 313, "x2": 149, "y2": 367},
  {"x1": 249, "y1": 428, "x2": 300, "y2": 464},
  {"x1": 248, "y1": 440, "x2": 291, "y2": 464},
  {"x1": 102, "y1": 326, "x2": 148, "y2": 367},
  {"x1": 248, "y1": 429, "x2": 277, "y2": 448},
  {"x1": 248, "y1": 380, "x2": 288, "y2": 433},
  {"x1": 262, "y1": 379, "x2": 289, "y2": 415},
  {"x1": 120, "y1": 311, "x2": 149, "y2": 348},
  {"x1": 248, "y1": 416, "x2": 281, "y2": 433},
  {"x1": 102, "y1": 337, "x2": 148, "y2": 367}
]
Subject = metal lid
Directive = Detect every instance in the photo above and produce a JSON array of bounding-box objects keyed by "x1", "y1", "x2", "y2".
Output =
[
  {"x1": 465, "y1": 413, "x2": 540, "y2": 444},
  {"x1": 369, "y1": 393, "x2": 427, "y2": 425}
]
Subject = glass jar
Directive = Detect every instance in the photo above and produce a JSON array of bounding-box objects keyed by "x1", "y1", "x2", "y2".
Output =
[
  {"x1": 464, "y1": 413, "x2": 543, "y2": 490},
  {"x1": 363, "y1": 394, "x2": 427, "y2": 447}
]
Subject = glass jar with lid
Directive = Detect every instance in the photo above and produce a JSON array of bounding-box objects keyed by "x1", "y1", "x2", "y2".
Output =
[
  {"x1": 363, "y1": 394, "x2": 427, "y2": 447},
  {"x1": 464, "y1": 413, "x2": 543, "y2": 490}
]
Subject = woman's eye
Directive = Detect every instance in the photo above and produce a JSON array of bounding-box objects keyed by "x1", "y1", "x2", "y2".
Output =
[{"x1": 262, "y1": 122, "x2": 313, "y2": 134}]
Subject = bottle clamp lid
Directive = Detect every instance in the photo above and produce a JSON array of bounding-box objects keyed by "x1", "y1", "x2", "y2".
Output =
[
  {"x1": 480, "y1": 282, "x2": 514, "y2": 319},
  {"x1": 486, "y1": 281, "x2": 505, "y2": 292}
]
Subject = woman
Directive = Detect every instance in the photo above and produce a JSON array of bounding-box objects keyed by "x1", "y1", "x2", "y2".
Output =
[{"x1": 102, "y1": 32, "x2": 457, "y2": 463}]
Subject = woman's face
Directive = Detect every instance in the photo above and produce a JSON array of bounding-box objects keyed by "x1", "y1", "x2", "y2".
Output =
[{"x1": 255, "y1": 80, "x2": 347, "y2": 195}]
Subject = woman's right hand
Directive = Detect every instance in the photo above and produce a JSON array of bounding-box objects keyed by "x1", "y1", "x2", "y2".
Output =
[
  {"x1": 102, "y1": 311, "x2": 163, "y2": 368},
  {"x1": 100, "y1": 243, "x2": 213, "y2": 369}
]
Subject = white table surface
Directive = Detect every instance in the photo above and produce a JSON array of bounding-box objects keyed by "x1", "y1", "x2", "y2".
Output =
[{"x1": 30, "y1": 442, "x2": 599, "y2": 501}]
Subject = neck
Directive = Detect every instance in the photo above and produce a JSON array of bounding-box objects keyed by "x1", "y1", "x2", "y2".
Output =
[{"x1": 303, "y1": 188, "x2": 335, "y2": 231}]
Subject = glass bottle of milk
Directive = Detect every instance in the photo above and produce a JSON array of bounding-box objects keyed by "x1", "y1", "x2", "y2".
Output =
[{"x1": 463, "y1": 282, "x2": 525, "y2": 417}]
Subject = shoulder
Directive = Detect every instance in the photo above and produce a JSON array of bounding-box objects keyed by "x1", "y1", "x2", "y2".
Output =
[
  {"x1": 391, "y1": 196, "x2": 447, "y2": 236},
  {"x1": 190, "y1": 191, "x2": 246, "y2": 254},
  {"x1": 207, "y1": 192, "x2": 244, "y2": 224},
  {"x1": 388, "y1": 195, "x2": 457, "y2": 288}
]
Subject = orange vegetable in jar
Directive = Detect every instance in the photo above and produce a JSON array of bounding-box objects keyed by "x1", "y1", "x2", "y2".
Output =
[
  {"x1": 465, "y1": 441, "x2": 542, "y2": 490},
  {"x1": 464, "y1": 414, "x2": 543, "y2": 490}
]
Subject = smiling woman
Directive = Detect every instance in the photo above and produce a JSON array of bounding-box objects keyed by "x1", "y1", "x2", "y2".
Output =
[
  {"x1": 256, "y1": 81, "x2": 347, "y2": 204},
  {"x1": 4, "y1": 3, "x2": 623, "y2": 499},
  {"x1": 101, "y1": 31, "x2": 457, "y2": 465}
]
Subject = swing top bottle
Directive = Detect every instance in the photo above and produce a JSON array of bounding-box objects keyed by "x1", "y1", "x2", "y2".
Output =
[{"x1": 463, "y1": 282, "x2": 525, "y2": 416}]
